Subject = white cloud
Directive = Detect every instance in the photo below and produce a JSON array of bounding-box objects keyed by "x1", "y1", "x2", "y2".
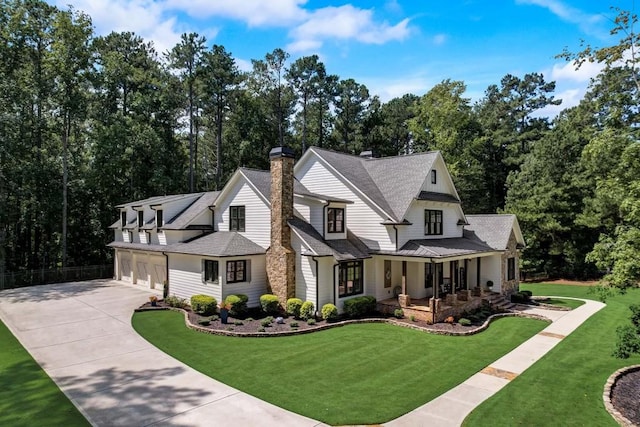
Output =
[
  {"x1": 432, "y1": 34, "x2": 447, "y2": 45},
  {"x1": 163, "y1": 0, "x2": 307, "y2": 27},
  {"x1": 516, "y1": 0, "x2": 605, "y2": 37},
  {"x1": 361, "y1": 75, "x2": 433, "y2": 102},
  {"x1": 550, "y1": 59, "x2": 603, "y2": 83},
  {"x1": 287, "y1": 38, "x2": 323, "y2": 53}
]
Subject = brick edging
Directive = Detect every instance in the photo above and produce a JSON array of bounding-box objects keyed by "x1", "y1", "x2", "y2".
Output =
[
  {"x1": 603, "y1": 364, "x2": 640, "y2": 427},
  {"x1": 135, "y1": 306, "x2": 551, "y2": 338}
]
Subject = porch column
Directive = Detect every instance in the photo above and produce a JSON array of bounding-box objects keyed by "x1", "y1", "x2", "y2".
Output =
[
  {"x1": 477, "y1": 257, "x2": 481, "y2": 287},
  {"x1": 433, "y1": 261, "x2": 438, "y2": 299},
  {"x1": 465, "y1": 259, "x2": 469, "y2": 290},
  {"x1": 401, "y1": 260, "x2": 407, "y2": 294}
]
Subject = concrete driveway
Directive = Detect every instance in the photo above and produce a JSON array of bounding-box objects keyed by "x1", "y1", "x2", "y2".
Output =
[{"x1": 0, "y1": 280, "x2": 325, "y2": 427}]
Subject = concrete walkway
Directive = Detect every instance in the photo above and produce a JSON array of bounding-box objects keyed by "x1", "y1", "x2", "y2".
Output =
[
  {"x1": 0, "y1": 281, "x2": 604, "y2": 427},
  {"x1": 0, "y1": 280, "x2": 326, "y2": 427},
  {"x1": 385, "y1": 298, "x2": 606, "y2": 427}
]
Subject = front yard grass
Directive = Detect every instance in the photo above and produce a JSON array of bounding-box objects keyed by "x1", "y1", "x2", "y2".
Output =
[
  {"x1": 463, "y1": 283, "x2": 640, "y2": 427},
  {"x1": 539, "y1": 297, "x2": 585, "y2": 310},
  {"x1": 0, "y1": 320, "x2": 89, "y2": 427},
  {"x1": 133, "y1": 312, "x2": 547, "y2": 425}
]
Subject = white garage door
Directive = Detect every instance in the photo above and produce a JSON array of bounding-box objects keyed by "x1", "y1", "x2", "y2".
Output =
[
  {"x1": 150, "y1": 256, "x2": 166, "y2": 289},
  {"x1": 120, "y1": 254, "x2": 132, "y2": 283},
  {"x1": 136, "y1": 261, "x2": 149, "y2": 286}
]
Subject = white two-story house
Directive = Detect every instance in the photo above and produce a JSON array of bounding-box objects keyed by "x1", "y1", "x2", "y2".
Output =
[{"x1": 109, "y1": 146, "x2": 524, "y2": 322}]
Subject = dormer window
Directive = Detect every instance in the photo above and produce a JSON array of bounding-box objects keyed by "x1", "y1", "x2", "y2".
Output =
[
  {"x1": 138, "y1": 211, "x2": 144, "y2": 228},
  {"x1": 431, "y1": 169, "x2": 437, "y2": 184},
  {"x1": 327, "y1": 208, "x2": 344, "y2": 233},
  {"x1": 425, "y1": 209, "x2": 443, "y2": 235},
  {"x1": 156, "y1": 209, "x2": 163, "y2": 228},
  {"x1": 121, "y1": 211, "x2": 127, "y2": 228}
]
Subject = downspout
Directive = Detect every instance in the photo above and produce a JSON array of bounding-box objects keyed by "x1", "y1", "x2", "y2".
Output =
[
  {"x1": 162, "y1": 251, "x2": 169, "y2": 298},
  {"x1": 333, "y1": 263, "x2": 339, "y2": 305},
  {"x1": 392, "y1": 225, "x2": 398, "y2": 251},
  {"x1": 322, "y1": 201, "x2": 330, "y2": 238},
  {"x1": 312, "y1": 256, "x2": 319, "y2": 312}
]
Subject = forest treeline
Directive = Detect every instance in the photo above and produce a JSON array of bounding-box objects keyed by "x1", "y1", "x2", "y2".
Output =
[{"x1": 1, "y1": 0, "x2": 639, "y2": 289}]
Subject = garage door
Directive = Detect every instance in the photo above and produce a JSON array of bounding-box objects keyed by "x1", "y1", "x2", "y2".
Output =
[
  {"x1": 136, "y1": 261, "x2": 149, "y2": 286},
  {"x1": 120, "y1": 254, "x2": 132, "y2": 283},
  {"x1": 150, "y1": 256, "x2": 166, "y2": 289}
]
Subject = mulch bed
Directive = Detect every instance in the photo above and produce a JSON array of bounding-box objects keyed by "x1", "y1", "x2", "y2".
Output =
[{"x1": 611, "y1": 369, "x2": 640, "y2": 425}]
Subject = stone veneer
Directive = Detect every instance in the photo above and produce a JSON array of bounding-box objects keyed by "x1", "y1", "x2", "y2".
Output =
[
  {"x1": 265, "y1": 147, "x2": 296, "y2": 306},
  {"x1": 501, "y1": 230, "x2": 520, "y2": 296}
]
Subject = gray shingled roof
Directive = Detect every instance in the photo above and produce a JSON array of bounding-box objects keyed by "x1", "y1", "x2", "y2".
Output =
[
  {"x1": 374, "y1": 237, "x2": 495, "y2": 258},
  {"x1": 239, "y1": 168, "x2": 350, "y2": 203},
  {"x1": 289, "y1": 217, "x2": 370, "y2": 261},
  {"x1": 465, "y1": 215, "x2": 517, "y2": 250},
  {"x1": 114, "y1": 194, "x2": 190, "y2": 209},
  {"x1": 107, "y1": 241, "x2": 167, "y2": 253},
  {"x1": 164, "y1": 232, "x2": 266, "y2": 257},
  {"x1": 310, "y1": 147, "x2": 439, "y2": 221},
  {"x1": 162, "y1": 191, "x2": 220, "y2": 230},
  {"x1": 417, "y1": 191, "x2": 460, "y2": 204}
]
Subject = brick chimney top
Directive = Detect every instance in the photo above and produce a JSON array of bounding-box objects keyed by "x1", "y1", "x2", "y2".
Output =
[{"x1": 270, "y1": 146, "x2": 295, "y2": 159}]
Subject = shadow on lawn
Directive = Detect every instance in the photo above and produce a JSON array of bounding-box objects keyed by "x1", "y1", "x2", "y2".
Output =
[{"x1": 53, "y1": 365, "x2": 217, "y2": 426}]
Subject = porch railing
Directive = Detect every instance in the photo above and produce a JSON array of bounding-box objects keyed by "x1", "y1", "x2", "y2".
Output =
[{"x1": 0, "y1": 264, "x2": 113, "y2": 290}]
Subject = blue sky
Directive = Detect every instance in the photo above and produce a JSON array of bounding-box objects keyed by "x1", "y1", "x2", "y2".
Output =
[{"x1": 50, "y1": 0, "x2": 630, "y2": 117}]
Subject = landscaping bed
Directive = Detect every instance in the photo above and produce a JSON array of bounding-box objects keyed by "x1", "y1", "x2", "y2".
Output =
[{"x1": 610, "y1": 367, "x2": 640, "y2": 425}]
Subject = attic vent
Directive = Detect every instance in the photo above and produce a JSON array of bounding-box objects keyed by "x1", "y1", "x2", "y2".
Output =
[{"x1": 359, "y1": 150, "x2": 374, "y2": 158}]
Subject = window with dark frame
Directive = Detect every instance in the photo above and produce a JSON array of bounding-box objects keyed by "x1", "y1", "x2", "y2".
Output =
[
  {"x1": 226, "y1": 260, "x2": 246, "y2": 283},
  {"x1": 425, "y1": 263, "x2": 434, "y2": 288},
  {"x1": 424, "y1": 209, "x2": 443, "y2": 235},
  {"x1": 431, "y1": 169, "x2": 437, "y2": 184},
  {"x1": 507, "y1": 257, "x2": 516, "y2": 281},
  {"x1": 121, "y1": 211, "x2": 127, "y2": 228},
  {"x1": 338, "y1": 260, "x2": 363, "y2": 298},
  {"x1": 203, "y1": 260, "x2": 219, "y2": 283},
  {"x1": 327, "y1": 208, "x2": 344, "y2": 233},
  {"x1": 137, "y1": 211, "x2": 144, "y2": 228},
  {"x1": 156, "y1": 209, "x2": 163, "y2": 228},
  {"x1": 229, "y1": 206, "x2": 245, "y2": 232}
]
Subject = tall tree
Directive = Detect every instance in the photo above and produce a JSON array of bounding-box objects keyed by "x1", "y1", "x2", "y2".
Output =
[
  {"x1": 167, "y1": 33, "x2": 206, "y2": 192},
  {"x1": 200, "y1": 44, "x2": 240, "y2": 190},
  {"x1": 333, "y1": 78, "x2": 369, "y2": 153}
]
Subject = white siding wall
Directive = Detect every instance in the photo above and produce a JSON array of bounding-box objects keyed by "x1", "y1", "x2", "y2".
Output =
[
  {"x1": 482, "y1": 255, "x2": 502, "y2": 292},
  {"x1": 297, "y1": 158, "x2": 394, "y2": 250},
  {"x1": 168, "y1": 254, "x2": 222, "y2": 303},
  {"x1": 191, "y1": 209, "x2": 214, "y2": 228},
  {"x1": 215, "y1": 181, "x2": 271, "y2": 249},
  {"x1": 400, "y1": 201, "x2": 463, "y2": 245},
  {"x1": 293, "y1": 199, "x2": 311, "y2": 223},
  {"x1": 293, "y1": 234, "x2": 316, "y2": 306},
  {"x1": 317, "y1": 258, "x2": 335, "y2": 309},
  {"x1": 325, "y1": 203, "x2": 347, "y2": 240},
  {"x1": 223, "y1": 256, "x2": 267, "y2": 307},
  {"x1": 421, "y1": 156, "x2": 456, "y2": 195}
]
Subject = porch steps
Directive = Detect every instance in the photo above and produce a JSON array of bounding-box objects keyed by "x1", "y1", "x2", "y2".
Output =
[{"x1": 485, "y1": 293, "x2": 517, "y2": 312}]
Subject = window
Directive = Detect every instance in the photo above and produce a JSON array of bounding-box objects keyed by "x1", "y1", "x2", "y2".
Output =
[
  {"x1": 507, "y1": 257, "x2": 516, "y2": 281},
  {"x1": 121, "y1": 211, "x2": 127, "y2": 228},
  {"x1": 339, "y1": 260, "x2": 363, "y2": 298},
  {"x1": 203, "y1": 260, "x2": 219, "y2": 283},
  {"x1": 156, "y1": 209, "x2": 163, "y2": 228},
  {"x1": 137, "y1": 211, "x2": 144, "y2": 228},
  {"x1": 431, "y1": 169, "x2": 437, "y2": 184},
  {"x1": 424, "y1": 209, "x2": 443, "y2": 235},
  {"x1": 327, "y1": 208, "x2": 344, "y2": 233},
  {"x1": 230, "y1": 206, "x2": 245, "y2": 232},
  {"x1": 227, "y1": 260, "x2": 246, "y2": 283}
]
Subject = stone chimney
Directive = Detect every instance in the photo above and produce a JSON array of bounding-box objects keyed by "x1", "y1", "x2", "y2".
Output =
[{"x1": 266, "y1": 146, "x2": 296, "y2": 305}]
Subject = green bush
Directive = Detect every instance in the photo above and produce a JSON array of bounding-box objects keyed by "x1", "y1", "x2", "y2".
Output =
[
  {"x1": 225, "y1": 294, "x2": 248, "y2": 317},
  {"x1": 630, "y1": 304, "x2": 640, "y2": 333},
  {"x1": 165, "y1": 295, "x2": 188, "y2": 308},
  {"x1": 458, "y1": 318, "x2": 472, "y2": 326},
  {"x1": 261, "y1": 316, "x2": 274, "y2": 327},
  {"x1": 343, "y1": 296, "x2": 377, "y2": 318},
  {"x1": 321, "y1": 303, "x2": 339, "y2": 322},
  {"x1": 190, "y1": 294, "x2": 217, "y2": 316},
  {"x1": 300, "y1": 301, "x2": 315, "y2": 320},
  {"x1": 520, "y1": 290, "x2": 533, "y2": 298},
  {"x1": 286, "y1": 298, "x2": 303, "y2": 318},
  {"x1": 613, "y1": 324, "x2": 640, "y2": 358},
  {"x1": 393, "y1": 308, "x2": 404, "y2": 319},
  {"x1": 307, "y1": 318, "x2": 316, "y2": 325},
  {"x1": 511, "y1": 291, "x2": 531, "y2": 304},
  {"x1": 260, "y1": 294, "x2": 280, "y2": 315},
  {"x1": 290, "y1": 321, "x2": 299, "y2": 328},
  {"x1": 410, "y1": 315, "x2": 416, "y2": 322}
]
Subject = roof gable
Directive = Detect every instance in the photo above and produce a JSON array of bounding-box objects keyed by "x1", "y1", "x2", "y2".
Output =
[{"x1": 464, "y1": 214, "x2": 525, "y2": 250}]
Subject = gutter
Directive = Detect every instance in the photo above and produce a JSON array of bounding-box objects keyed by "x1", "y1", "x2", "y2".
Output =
[
  {"x1": 333, "y1": 262, "x2": 339, "y2": 305},
  {"x1": 162, "y1": 251, "x2": 169, "y2": 297},
  {"x1": 322, "y1": 200, "x2": 330, "y2": 238}
]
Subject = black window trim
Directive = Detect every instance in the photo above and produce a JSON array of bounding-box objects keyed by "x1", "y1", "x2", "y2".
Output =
[
  {"x1": 327, "y1": 207, "x2": 345, "y2": 233},
  {"x1": 431, "y1": 169, "x2": 437, "y2": 184},
  {"x1": 226, "y1": 260, "x2": 247, "y2": 283},
  {"x1": 203, "y1": 259, "x2": 219, "y2": 284},
  {"x1": 424, "y1": 209, "x2": 443, "y2": 236},
  {"x1": 507, "y1": 257, "x2": 516, "y2": 281},
  {"x1": 137, "y1": 210, "x2": 144, "y2": 228},
  {"x1": 229, "y1": 206, "x2": 245, "y2": 232},
  {"x1": 338, "y1": 260, "x2": 364, "y2": 298},
  {"x1": 156, "y1": 209, "x2": 163, "y2": 228}
]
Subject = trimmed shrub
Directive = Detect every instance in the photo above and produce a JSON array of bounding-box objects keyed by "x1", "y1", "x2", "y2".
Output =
[
  {"x1": 307, "y1": 318, "x2": 316, "y2": 325},
  {"x1": 613, "y1": 324, "x2": 640, "y2": 358},
  {"x1": 300, "y1": 301, "x2": 315, "y2": 320},
  {"x1": 260, "y1": 294, "x2": 280, "y2": 315},
  {"x1": 225, "y1": 294, "x2": 248, "y2": 317},
  {"x1": 286, "y1": 298, "x2": 303, "y2": 318},
  {"x1": 165, "y1": 295, "x2": 188, "y2": 308},
  {"x1": 393, "y1": 308, "x2": 404, "y2": 319},
  {"x1": 343, "y1": 296, "x2": 377, "y2": 318},
  {"x1": 321, "y1": 303, "x2": 339, "y2": 322},
  {"x1": 290, "y1": 321, "x2": 299, "y2": 328},
  {"x1": 191, "y1": 294, "x2": 217, "y2": 316},
  {"x1": 458, "y1": 318, "x2": 472, "y2": 326},
  {"x1": 261, "y1": 316, "x2": 274, "y2": 327},
  {"x1": 511, "y1": 291, "x2": 532, "y2": 304},
  {"x1": 520, "y1": 290, "x2": 533, "y2": 298}
]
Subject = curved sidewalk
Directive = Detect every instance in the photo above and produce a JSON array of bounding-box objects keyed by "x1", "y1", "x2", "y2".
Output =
[
  {"x1": 0, "y1": 281, "x2": 603, "y2": 427},
  {"x1": 384, "y1": 298, "x2": 605, "y2": 427},
  {"x1": 0, "y1": 280, "x2": 327, "y2": 427}
]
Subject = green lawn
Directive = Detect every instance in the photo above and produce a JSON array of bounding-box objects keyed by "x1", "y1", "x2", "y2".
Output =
[
  {"x1": 133, "y1": 312, "x2": 547, "y2": 425},
  {"x1": 540, "y1": 297, "x2": 585, "y2": 310},
  {"x1": 0, "y1": 320, "x2": 89, "y2": 427},
  {"x1": 464, "y1": 283, "x2": 640, "y2": 427}
]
